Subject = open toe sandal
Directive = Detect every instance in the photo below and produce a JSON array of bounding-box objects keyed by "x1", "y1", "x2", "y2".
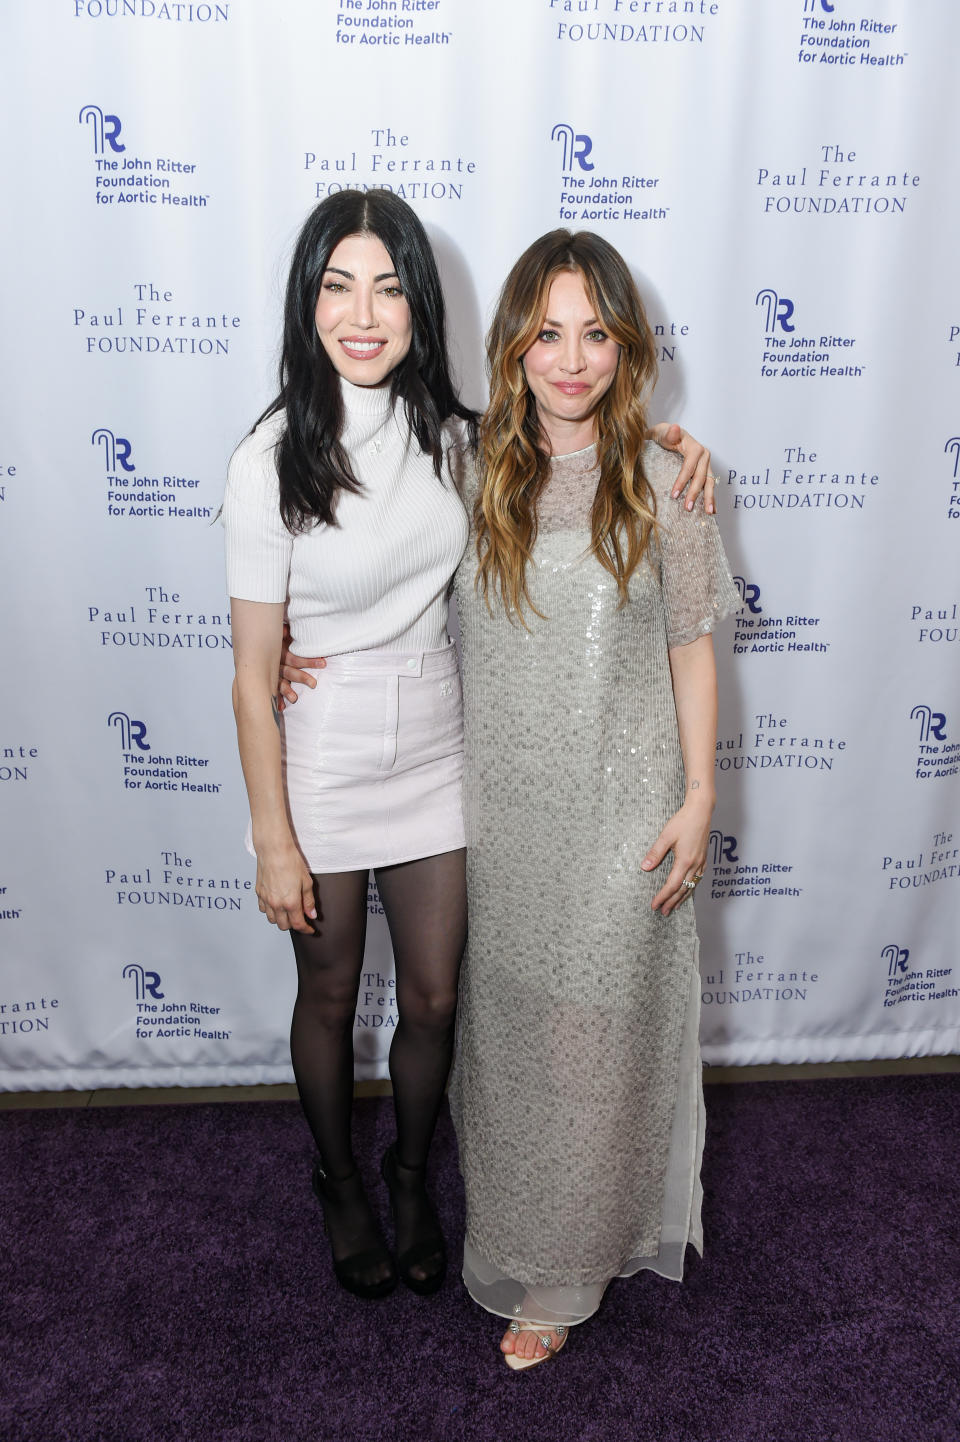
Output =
[
  {"x1": 381, "y1": 1146, "x2": 447, "y2": 1297},
  {"x1": 311, "y1": 1159, "x2": 397, "y2": 1300},
  {"x1": 504, "y1": 1321, "x2": 569, "y2": 1371}
]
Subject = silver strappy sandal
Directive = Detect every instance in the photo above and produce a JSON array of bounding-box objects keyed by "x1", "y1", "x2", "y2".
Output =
[{"x1": 504, "y1": 1320, "x2": 569, "y2": 1371}]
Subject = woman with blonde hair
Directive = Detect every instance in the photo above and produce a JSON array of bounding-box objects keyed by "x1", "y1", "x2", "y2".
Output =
[
  {"x1": 449, "y1": 229, "x2": 739, "y2": 1367},
  {"x1": 230, "y1": 191, "x2": 715, "y2": 1309}
]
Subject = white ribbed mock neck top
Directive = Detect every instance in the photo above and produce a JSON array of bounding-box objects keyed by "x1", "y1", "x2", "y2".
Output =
[{"x1": 222, "y1": 378, "x2": 470, "y2": 656}]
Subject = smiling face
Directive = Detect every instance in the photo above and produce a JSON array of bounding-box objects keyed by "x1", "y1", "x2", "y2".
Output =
[
  {"x1": 520, "y1": 269, "x2": 620, "y2": 454},
  {"x1": 314, "y1": 232, "x2": 413, "y2": 387}
]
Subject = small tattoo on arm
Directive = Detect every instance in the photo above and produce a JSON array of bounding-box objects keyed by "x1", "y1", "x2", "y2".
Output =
[
  {"x1": 271, "y1": 697, "x2": 280, "y2": 731},
  {"x1": 690, "y1": 780, "x2": 701, "y2": 791}
]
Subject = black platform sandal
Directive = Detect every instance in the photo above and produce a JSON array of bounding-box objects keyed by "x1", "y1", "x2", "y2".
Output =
[
  {"x1": 311, "y1": 1158, "x2": 397, "y2": 1300},
  {"x1": 381, "y1": 1146, "x2": 447, "y2": 1297}
]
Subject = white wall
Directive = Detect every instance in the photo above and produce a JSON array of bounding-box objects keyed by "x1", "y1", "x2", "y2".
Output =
[{"x1": 1, "y1": 0, "x2": 957, "y2": 1087}]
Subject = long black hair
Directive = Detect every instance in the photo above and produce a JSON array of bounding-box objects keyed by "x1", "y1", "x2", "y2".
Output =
[{"x1": 260, "y1": 189, "x2": 476, "y2": 531}]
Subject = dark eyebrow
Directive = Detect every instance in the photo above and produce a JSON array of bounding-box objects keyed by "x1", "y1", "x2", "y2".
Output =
[
  {"x1": 542, "y1": 316, "x2": 601, "y2": 329},
  {"x1": 323, "y1": 267, "x2": 399, "y2": 283}
]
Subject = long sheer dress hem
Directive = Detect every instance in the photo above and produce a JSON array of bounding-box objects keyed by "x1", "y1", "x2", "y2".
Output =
[{"x1": 460, "y1": 965, "x2": 705, "y2": 1328}]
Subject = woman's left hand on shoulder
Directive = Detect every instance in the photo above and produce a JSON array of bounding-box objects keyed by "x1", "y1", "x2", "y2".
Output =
[
  {"x1": 641, "y1": 795, "x2": 714, "y2": 915},
  {"x1": 648, "y1": 423, "x2": 716, "y2": 514}
]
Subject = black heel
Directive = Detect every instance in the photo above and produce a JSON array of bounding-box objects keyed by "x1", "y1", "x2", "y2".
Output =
[
  {"x1": 311, "y1": 1159, "x2": 397, "y2": 1300},
  {"x1": 381, "y1": 1146, "x2": 447, "y2": 1297}
]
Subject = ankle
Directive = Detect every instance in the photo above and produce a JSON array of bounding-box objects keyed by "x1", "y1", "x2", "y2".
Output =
[
  {"x1": 386, "y1": 1146, "x2": 427, "y2": 1182},
  {"x1": 313, "y1": 1157, "x2": 363, "y2": 1197}
]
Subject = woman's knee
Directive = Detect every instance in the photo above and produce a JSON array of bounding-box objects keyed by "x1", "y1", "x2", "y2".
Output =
[
  {"x1": 292, "y1": 951, "x2": 364, "y2": 1024},
  {"x1": 397, "y1": 984, "x2": 458, "y2": 1033},
  {"x1": 293, "y1": 985, "x2": 358, "y2": 1037}
]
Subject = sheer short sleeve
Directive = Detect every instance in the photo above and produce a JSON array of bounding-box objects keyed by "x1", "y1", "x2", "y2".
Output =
[
  {"x1": 222, "y1": 413, "x2": 292, "y2": 603},
  {"x1": 444, "y1": 418, "x2": 478, "y2": 506},
  {"x1": 642, "y1": 441, "x2": 741, "y2": 648}
]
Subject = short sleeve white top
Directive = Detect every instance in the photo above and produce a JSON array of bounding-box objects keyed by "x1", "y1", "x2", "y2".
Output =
[{"x1": 222, "y1": 378, "x2": 470, "y2": 656}]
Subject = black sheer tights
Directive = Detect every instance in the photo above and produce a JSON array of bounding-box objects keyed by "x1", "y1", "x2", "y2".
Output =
[{"x1": 289, "y1": 850, "x2": 467, "y2": 1287}]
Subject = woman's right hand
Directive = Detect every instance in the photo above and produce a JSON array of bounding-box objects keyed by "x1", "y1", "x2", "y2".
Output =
[
  {"x1": 278, "y1": 622, "x2": 327, "y2": 711},
  {"x1": 255, "y1": 842, "x2": 318, "y2": 933}
]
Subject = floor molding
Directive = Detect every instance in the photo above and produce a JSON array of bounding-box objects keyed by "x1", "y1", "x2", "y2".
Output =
[{"x1": 1, "y1": 1056, "x2": 958, "y2": 1110}]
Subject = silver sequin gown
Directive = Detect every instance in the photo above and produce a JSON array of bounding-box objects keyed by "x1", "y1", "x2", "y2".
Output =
[{"x1": 450, "y1": 442, "x2": 739, "y2": 1328}]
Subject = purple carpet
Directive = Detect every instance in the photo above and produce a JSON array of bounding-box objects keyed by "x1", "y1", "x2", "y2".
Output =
[{"x1": 2, "y1": 1074, "x2": 958, "y2": 1442}]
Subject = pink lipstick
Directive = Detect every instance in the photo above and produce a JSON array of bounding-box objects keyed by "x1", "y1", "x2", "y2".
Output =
[{"x1": 339, "y1": 337, "x2": 387, "y2": 360}]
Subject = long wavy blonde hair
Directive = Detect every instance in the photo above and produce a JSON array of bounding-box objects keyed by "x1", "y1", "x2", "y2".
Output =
[{"x1": 475, "y1": 230, "x2": 659, "y2": 622}]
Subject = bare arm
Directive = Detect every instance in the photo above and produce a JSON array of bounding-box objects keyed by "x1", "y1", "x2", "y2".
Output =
[
  {"x1": 640, "y1": 633, "x2": 718, "y2": 914},
  {"x1": 231, "y1": 598, "x2": 316, "y2": 933}
]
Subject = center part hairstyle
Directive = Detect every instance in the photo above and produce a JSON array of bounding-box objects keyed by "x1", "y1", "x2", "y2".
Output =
[
  {"x1": 475, "y1": 229, "x2": 659, "y2": 621},
  {"x1": 262, "y1": 188, "x2": 475, "y2": 532}
]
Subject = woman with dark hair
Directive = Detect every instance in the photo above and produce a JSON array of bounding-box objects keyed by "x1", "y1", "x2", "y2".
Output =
[
  {"x1": 224, "y1": 189, "x2": 476, "y2": 1300},
  {"x1": 229, "y1": 191, "x2": 716, "y2": 1308},
  {"x1": 448, "y1": 230, "x2": 739, "y2": 1367}
]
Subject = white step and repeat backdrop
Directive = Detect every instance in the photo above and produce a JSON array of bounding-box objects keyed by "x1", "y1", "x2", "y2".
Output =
[{"x1": 1, "y1": 0, "x2": 958, "y2": 1090}]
